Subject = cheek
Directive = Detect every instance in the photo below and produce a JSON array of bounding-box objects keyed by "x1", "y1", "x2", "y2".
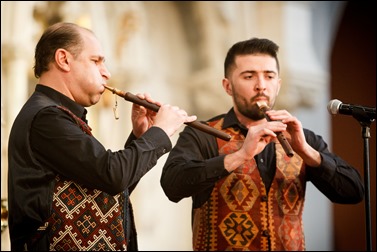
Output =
[
  {"x1": 84, "y1": 66, "x2": 101, "y2": 83},
  {"x1": 275, "y1": 81, "x2": 281, "y2": 94},
  {"x1": 265, "y1": 84, "x2": 278, "y2": 94},
  {"x1": 237, "y1": 84, "x2": 254, "y2": 95}
]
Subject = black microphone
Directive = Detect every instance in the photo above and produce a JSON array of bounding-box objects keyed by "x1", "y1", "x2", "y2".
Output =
[{"x1": 327, "y1": 99, "x2": 376, "y2": 121}]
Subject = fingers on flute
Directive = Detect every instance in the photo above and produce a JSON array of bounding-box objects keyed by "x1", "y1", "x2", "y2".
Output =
[
  {"x1": 161, "y1": 104, "x2": 196, "y2": 122},
  {"x1": 172, "y1": 105, "x2": 197, "y2": 122},
  {"x1": 186, "y1": 114, "x2": 197, "y2": 122},
  {"x1": 135, "y1": 93, "x2": 162, "y2": 106}
]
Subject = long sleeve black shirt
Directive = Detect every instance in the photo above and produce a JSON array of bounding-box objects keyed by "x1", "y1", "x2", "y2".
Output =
[
  {"x1": 8, "y1": 84, "x2": 172, "y2": 250},
  {"x1": 161, "y1": 108, "x2": 364, "y2": 210}
]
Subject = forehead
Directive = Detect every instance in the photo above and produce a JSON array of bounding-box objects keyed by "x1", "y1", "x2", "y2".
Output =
[
  {"x1": 235, "y1": 54, "x2": 278, "y2": 72},
  {"x1": 80, "y1": 30, "x2": 104, "y2": 55}
]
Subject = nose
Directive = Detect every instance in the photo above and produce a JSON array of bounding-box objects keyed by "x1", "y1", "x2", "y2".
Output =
[
  {"x1": 101, "y1": 65, "x2": 111, "y2": 80},
  {"x1": 255, "y1": 77, "x2": 266, "y2": 91}
]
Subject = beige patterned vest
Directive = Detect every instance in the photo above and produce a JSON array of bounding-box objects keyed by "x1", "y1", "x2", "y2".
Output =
[{"x1": 193, "y1": 118, "x2": 306, "y2": 251}]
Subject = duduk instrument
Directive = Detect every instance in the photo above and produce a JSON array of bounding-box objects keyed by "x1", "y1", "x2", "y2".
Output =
[
  {"x1": 257, "y1": 101, "x2": 294, "y2": 157},
  {"x1": 103, "y1": 85, "x2": 231, "y2": 141}
]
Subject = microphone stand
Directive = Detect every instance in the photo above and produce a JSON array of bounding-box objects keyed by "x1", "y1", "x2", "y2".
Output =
[{"x1": 352, "y1": 107, "x2": 375, "y2": 251}]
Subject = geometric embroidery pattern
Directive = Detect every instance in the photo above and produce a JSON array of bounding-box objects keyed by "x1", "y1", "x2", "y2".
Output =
[
  {"x1": 220, "y1": 173, "x2": 260, "y2": 212},
  {"x1": 192, "y1": 118, "x2": 307, "y2": 251},
  {"x1": 218, "y1": 212, "x2": 259, "y2": 248},
  {"x1": 48, "y1": 176, "x2": 127, "y2": 251},
  {"x1": 31, "y1": 106, "x2": 127, "y2": 250},
  {"x1": 278, "y1": 215, "x2": 304, "y2": 251},
  {"x1": 56, "y1": 105, "x2": 92, "y2": 136},
  {"x1": 272, "y1": 144, "x2": 305, "y2": 250}
]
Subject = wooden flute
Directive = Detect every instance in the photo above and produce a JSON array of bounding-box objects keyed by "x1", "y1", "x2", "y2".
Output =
[
  {"x1": 104, "y1": 85, "x2": 231, "y2": 141},
  {"x1": 257, "y1": 101, "x2": 294, "y2": 157}
]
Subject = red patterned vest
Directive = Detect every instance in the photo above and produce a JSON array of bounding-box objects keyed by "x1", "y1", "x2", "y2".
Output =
[
  {"x1": 31, "y1": 106, "x2": 128, "y2": 251},
  {"x1": 193, "y1": 118, "x2": 306, "y2": 251}
]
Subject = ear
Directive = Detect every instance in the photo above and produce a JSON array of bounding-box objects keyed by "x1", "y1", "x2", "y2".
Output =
[
  {"x1": 55, "y1": 49, "x2": 71, "y2": 72},
  {"x1": 222, "y1": 78, "x2": 233, "y2": 96}
]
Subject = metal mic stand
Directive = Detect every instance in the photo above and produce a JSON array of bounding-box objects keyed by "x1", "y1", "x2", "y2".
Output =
[{"x1": 352, "y1": 107, "x2": 375, "y2": 251}]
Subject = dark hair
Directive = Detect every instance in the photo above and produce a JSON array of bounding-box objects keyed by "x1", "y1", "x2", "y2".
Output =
[
  {"x1": 224, "y1": 38, "x2": 280, "y2": 78},
  {"x1": 33, "y1": 22, "x2": 89, "y2": 78}
]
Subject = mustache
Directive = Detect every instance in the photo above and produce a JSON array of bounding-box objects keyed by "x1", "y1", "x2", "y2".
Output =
[{"x1": 251, "y1": 93, "x2": 270, "y2": 103}]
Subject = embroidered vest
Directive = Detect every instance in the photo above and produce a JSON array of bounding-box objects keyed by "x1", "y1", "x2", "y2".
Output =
[
  {"x1": 192, "y1": 118, "x2": 306, "y2": 251},
  {"x1": 32, "y1": 106, "x2": 128, "y2": 251}
]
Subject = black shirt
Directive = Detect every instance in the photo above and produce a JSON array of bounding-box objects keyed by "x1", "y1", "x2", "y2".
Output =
[
  {"x1": 161, "y1": 108, "x2": 364, "y2": 209},
  {"x1": 8, "y1": 84, "x2": 172, "y2": 250}
]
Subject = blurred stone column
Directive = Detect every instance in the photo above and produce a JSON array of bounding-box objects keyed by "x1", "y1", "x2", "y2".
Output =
[{"x1": 1, "y1": 2, "x2": 38, "y2": 250}]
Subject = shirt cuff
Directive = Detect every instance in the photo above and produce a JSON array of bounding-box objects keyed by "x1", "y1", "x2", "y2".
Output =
[
  {"x1": 204, "y1": 155, "x2": 230, "y2": 180},
  {"x1": 308, "y1": 152, "x2": 336, "y2": 179},
  {"x1": 142, "y1": 126, "x2": 172, "y2": 155}
]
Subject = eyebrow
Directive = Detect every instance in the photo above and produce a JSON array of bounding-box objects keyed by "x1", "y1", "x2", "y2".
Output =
[
  {"x1": 93, "y1": 55, "x2": 106, "y2": 62},
  {"x1": 241, "y1": 70, "x2": 277, "y2": 75}
]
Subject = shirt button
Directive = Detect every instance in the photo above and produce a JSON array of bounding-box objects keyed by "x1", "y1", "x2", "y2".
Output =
[
  {"x1": 260, "y1": 158, "x2": 264, "y2": 163},
  {"x1": 261, "y1": 195, "x2": 268, "y2": 202}
]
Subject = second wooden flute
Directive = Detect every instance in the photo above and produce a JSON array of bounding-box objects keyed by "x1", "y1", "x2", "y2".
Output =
[
  {"x1": 256, "y1": 101, "x2": 294, "y2": 157},
  {"x1": 104, "y1": 85, "x2": 231, "y2": 141}
]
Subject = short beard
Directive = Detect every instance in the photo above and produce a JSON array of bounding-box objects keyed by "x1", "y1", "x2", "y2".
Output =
[{"x1": 233, "y1": 92, "x2": 269, "y2": 121}]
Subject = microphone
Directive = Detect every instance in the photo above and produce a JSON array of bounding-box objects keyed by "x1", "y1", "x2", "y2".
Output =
[{"x1": 327, "y1": 99, "x2": 376, "y2": 121}]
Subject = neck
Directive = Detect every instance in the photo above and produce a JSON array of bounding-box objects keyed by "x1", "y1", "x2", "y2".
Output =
[
  {"x1": 234, "y1": 109, "x2": 266, "y2": 129},
  {"x1": 39, "y1": 73, "x2": 74, "y2": 101}
]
